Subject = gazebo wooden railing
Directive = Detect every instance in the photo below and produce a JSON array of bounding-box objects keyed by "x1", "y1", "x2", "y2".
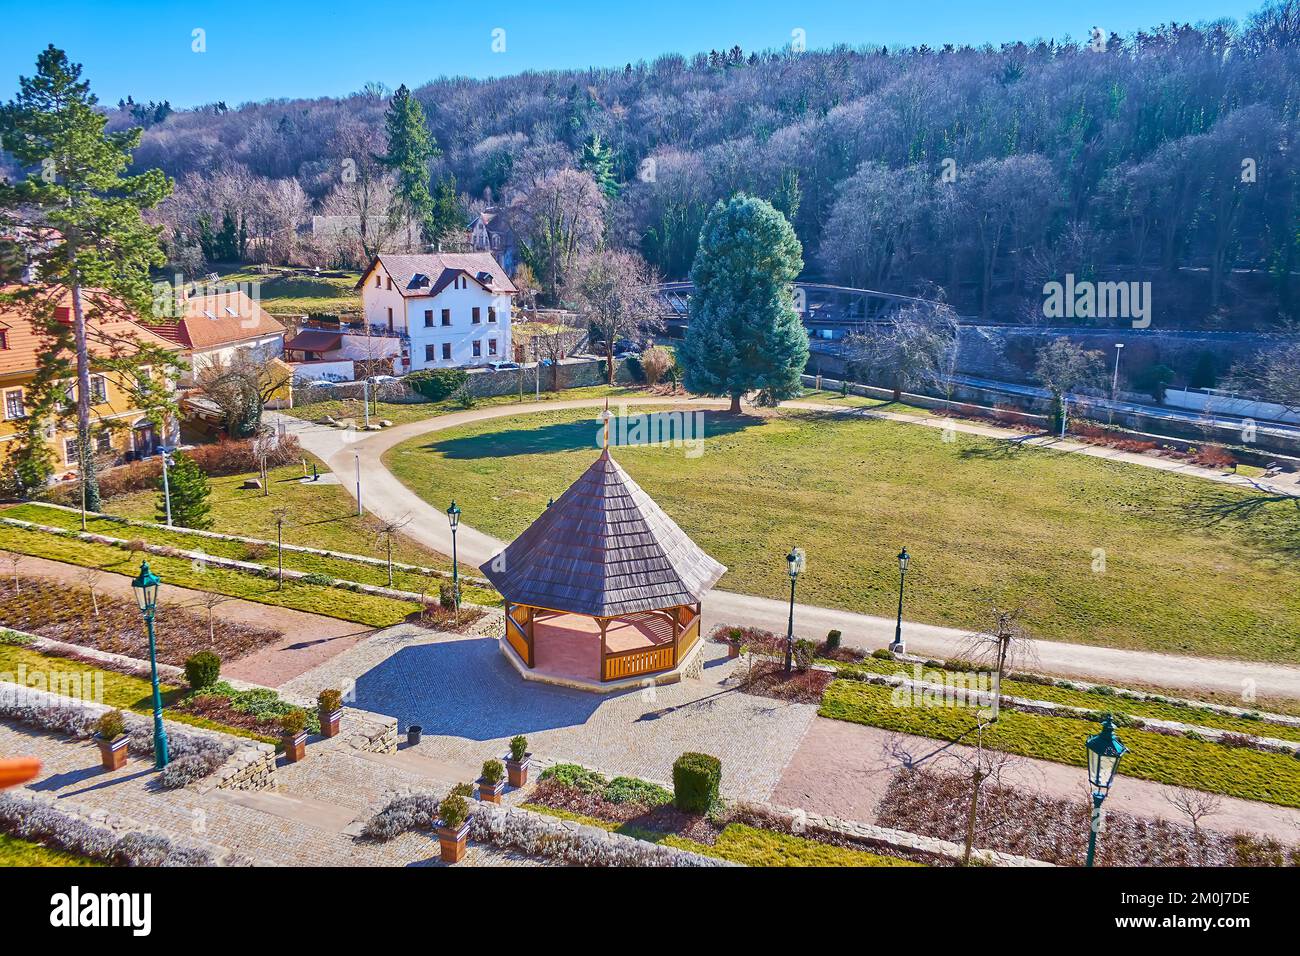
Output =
[{"x1": 600, "y1": 603, "x2": 701, "y2": 682}]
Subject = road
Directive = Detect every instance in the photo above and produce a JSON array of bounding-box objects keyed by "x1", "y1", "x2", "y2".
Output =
[{"x1": 268, "y1": 395, "x2": 1300, "y2": 700}]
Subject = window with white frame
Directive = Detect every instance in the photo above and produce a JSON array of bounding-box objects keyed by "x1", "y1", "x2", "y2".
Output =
[
  {"x1": 64, "y1": 437, "x2": 79, "y2": 465},
  {"x1": 488, "y1": 339, "x2": 497, "y2": 356},
  {"x1": 4, "y1": 389, "x2": 25, "y2": 420},
  {"x1": 89, "y1": 375, "x2": 107, "y2": 404},
  {"x1": 472, "y1": 340, "x2": 481, "y2": 358}
]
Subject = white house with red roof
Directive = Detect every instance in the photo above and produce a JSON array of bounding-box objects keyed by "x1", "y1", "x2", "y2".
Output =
[{"x1": 355, "y1": 252, "x2": 516, "y2": 371}]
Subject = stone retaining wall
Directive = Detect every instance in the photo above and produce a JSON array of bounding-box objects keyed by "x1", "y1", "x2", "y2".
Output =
[{"x1": 761, "y1": 803, "x2": 1052, "y2": 867}]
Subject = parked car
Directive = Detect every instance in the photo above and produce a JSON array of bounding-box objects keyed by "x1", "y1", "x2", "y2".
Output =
[
  {"x1": 303, "y1": 379, "x2": 336, "y2": 388},
  {"x1": 488, "y1": 361, "x2": 521, "y2": 371}
]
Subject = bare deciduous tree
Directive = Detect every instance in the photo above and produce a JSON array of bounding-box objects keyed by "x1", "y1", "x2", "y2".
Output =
[
  {"x1": 1163, "y1": 787, "x2": 1222, "y2": 863},
  {"x1": 190, "y1": 590, "x2": 236, "y2": 648},
  {"x1": 371, "y1": 513, "x2": 412, "y2": 587},
  {"x1": 845, "y1": 298, "x2": 960, "y2": 402},
  {"x1": 957, "y1": 603, "x2": 1038, "y2": 722},
  {"x1": 195, "y1": 351, "x2": 293, "y2": 439},
  {"x1": 1, "y1": 551, "x2": 24, "y2": 594},
  {"x1": 563, "y1": 247, "x2": 663, "y2": 384},
  {"x1": 78, "y1": 566, "x2": 103, "y2": 616}
]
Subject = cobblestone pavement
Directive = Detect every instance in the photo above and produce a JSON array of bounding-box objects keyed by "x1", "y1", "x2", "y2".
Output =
[
  {"x1": 282, "y1": 624, "x2": 818, "y2": 799},
  {"x1": 0, "y1": 721, "x2": 543, "y2": 867}
]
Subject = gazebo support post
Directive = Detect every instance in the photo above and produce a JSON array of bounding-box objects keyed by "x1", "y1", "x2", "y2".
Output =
[
  {"x1": 672, "y1": 607, "x2": 682, "y2": 666},
  {"x1": 525, "y1": 607, "x2": 535, "y2": 668},
  {"x1": 599, "y1": 618, "x2": 609, "y2": 682}
]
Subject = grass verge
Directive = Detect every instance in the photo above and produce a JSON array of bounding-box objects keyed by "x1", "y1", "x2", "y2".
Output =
[
  {"x1": 0, "y1": 833, "x2": 101, "y2": 867},
  {"x1": 519, "y1": 804, "x2": 916, "y2": 867},
  {"x1": 0, "y1": 522, "x2": 417, "y2": 627},
  {"x1": 820, "y1": 679, "x2": 1300, "y2": 808}
]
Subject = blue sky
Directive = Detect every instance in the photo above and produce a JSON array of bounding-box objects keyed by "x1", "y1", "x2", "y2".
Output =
[{"x1": 1, "y1": 0, "x2": 1262, "y2": 108}]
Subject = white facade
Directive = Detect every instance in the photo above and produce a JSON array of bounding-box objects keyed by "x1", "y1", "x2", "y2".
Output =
[
  {"x1": 360, "y1": 261, "x2": 513, "y2": 372},
  {"x1": 188, "y1": 333, "x2": 284, "y2": 383}
]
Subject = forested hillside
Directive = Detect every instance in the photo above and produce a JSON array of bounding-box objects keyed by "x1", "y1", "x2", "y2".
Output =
[{"x1": 89, "y1": 3, "x2": 1300, "y2": 324}]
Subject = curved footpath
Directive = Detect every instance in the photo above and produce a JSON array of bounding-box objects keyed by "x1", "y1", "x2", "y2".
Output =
[{"x1": 267, "y1": 395, "x2": 1300, "y2": 700}]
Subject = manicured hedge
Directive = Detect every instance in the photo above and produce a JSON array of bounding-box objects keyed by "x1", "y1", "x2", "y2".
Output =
[
  {"x1": 673, "y1": 752, "x2": 722, "y2": 813},
  {"x1": 406, "y1": 368, "x2": 468, "y2": 401}
]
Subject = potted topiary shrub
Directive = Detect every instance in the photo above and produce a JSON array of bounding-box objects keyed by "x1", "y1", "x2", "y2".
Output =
[
  {"x1": 280, "y1": 710, "x2": 307, "y2": 762},
  {"x1": 94, "y1": 710, "x2": 129, "y2": 771},
  {"x1": 505, "y1": 735, "x2": 531, "y2": 788},
  {"x1": 436, "y1": 792, "x2": 471, "y2": 863},
  {"x1": 317, "y1": 689, "x2": 343, "y2": 738},
  {"x1": 477, "y1": 758, "x2": 505, "y2": 804}
]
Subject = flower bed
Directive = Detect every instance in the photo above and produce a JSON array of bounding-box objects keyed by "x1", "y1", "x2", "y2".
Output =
[
  {"x1": 0, "y1": 575, "x2": 282, "y2": 666},
  {"x1": 527, "y1": 764, "x2": 925, "y2": 866},
  {"x1": 877, "y1": 766, "x2": 1300, "y2": 867},
  {"x1": 175, "y1": 681, "x2": 317, "y2": 742}
]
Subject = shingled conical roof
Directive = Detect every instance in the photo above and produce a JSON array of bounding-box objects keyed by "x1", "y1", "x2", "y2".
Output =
[{"x1": 479, "y1": 449, "x2": 726, "y2": 617}]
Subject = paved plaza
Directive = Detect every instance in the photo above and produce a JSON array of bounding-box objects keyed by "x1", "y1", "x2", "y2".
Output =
[{"x1": 284, "y1": 624, "x2": 818, "y2": 799}]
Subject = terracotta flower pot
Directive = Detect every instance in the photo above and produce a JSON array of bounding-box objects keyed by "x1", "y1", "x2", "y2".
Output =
[
  {"x1": 319, "y1": 707, "x2": 342, "y2": 739},
  {"x1": 506, "y1": 755, "x2": 532, "y2": 789},
  {"x1": 437, "y1": 822, "x2": 470, "y2": 863},
  {"x1": 727, "y1": 643, "x2": 741, "y2": 659},
  {"x1": 282, "y1": 732, "x2": 307, "y2": 763},
  {"x1": 96, "y1": 734, "x2": 129, "y2": 771},
  {"x1": 476, "y1": 778, "x2": 505, "y2": 804}
]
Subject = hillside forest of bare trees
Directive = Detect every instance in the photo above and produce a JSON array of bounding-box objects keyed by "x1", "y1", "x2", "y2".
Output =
[{"x1": 21, "y1": 1, "x2": 1299, "y2": 328}]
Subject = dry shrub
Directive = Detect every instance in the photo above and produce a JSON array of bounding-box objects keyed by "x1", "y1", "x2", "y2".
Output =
[
  {"x1": 40, "y1": 435, "x2": 302, "y2": 504},
  {"x1": 876, "y1": 766, "x2": 1300, "y2": 867},
  {"x1": 1192, "y1": 445, "x2": 1237, "y2": 469}
]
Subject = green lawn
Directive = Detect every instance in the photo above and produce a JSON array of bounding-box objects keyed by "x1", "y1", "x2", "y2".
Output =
[
  {"x1": 829, "y1": 657, "x2": 1300, "y2": 743},
  {"x1": 0, "y1": 833, "x2": 101, "y2": 867},
  {"x1": 821, "y1": 679, "x2": 1300, "y2": 808},
  {"x1": 7, "y1": 494, "x2": 498, "y2": 607},
  {"x1": 0, "y1": 522, "x2": 418, "y2": 627},
  {"x1": 0, "y1": 643, "x2": 277, "y2": 745},
  {"x1": 520, "y1": 804, "x2": 917, "y2": 866},
  {"x1": 211, "y1": 268, "x2": 361, "y2": 315},
  {"x1": 283, "y1": 384, "x2": 644, "y2": 428},
  {"x1": 383, "y1": 405, "x2": 1300, "y2": 663}
]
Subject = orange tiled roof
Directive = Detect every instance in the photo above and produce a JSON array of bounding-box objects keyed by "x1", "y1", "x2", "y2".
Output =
[
  {"x1": 0, "y1": 286, "x2": 182, "y2": 378},
  {"x1": 138, "y1": 290, "x2": 286, "y2": 351}
]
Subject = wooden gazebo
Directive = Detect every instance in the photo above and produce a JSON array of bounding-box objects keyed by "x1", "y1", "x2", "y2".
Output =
[{"x1": 480, "y1": 426, "x2": 726, "y2": 685}]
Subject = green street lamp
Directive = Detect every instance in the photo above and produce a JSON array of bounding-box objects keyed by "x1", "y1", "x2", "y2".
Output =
[
  {"x1": 783, "y1": 547, "x2": 806, "y2": 675},
  {"x1": 446, "y1": 501, "x2": 461, "y2": 610},
  {"x1": 130, "y1": 561, "x2": 169, "y2": 769},
  {"x1": 1084, "y1": 714, "x2": 1128, "y2": 867},
  {"x1": 891, "y1": 548, "x2": 910, "y2": 654}
]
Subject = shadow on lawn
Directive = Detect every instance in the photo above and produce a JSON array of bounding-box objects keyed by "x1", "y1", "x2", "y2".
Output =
[{"x1": 420, "y1": 412, "x2": 764, "y2": 461}]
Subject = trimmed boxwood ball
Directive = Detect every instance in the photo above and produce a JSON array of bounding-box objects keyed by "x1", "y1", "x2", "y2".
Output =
[
  {"x1": 673, "y1": 752, "x2": 722, "y2": 813},
  {"x1": 826, "y1": 629, "x2": 842, "y2": 651},
  {"x1": 183, "y1": 651, "x2": 221, "y2": 690}
]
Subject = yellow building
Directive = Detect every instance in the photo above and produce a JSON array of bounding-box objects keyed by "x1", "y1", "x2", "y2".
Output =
[{"x1": 0, "y1": 291, "x2": 182, "y2": 482}]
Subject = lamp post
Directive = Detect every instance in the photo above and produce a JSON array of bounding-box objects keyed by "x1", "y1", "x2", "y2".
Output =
[
  {"x1": 783, "y1": 547, "x2": 805, "y2": 675},
  {"x1": 158, "y1": 447, "x2": 174, "y2": 527},
  {"x1": 355, "y1": 453, "x2": 362, "y2": 517},
  {"x1": 1111, "y1": 343, "x2": 1125, "y2": 399},
  {"x1": 1084, "y1": 714, "x2": 1128, "y2": 867},
  {"x1": 891, "y1": 548, "x2": 910, "y2": 654},
  {"x1": 446, "y1": 501, "x2": 461, "y2": 609},
  {"x1": 130, "y1": 561, "x2": 169, "y2": 769}
]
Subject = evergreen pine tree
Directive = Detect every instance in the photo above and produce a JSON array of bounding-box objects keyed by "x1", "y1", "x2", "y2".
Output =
[
  {"x1": 580, "y1": 134, "x2": 620, "y2": 197},
  {"x1": 382, "y1": 85, "x2": 439, "y2": 242},
  {"x1": 0, "y1": 46, "x2": 173, "y2": 505},
  {"x1": 428, "y1": 174, "x2": 465, "y2": 247},
  {"x1": 679, "y1": 194, "x2": 808, "y2": 412},
  {"x1": 159, "y1": 452, "x2": 212, "y2": 530}
]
